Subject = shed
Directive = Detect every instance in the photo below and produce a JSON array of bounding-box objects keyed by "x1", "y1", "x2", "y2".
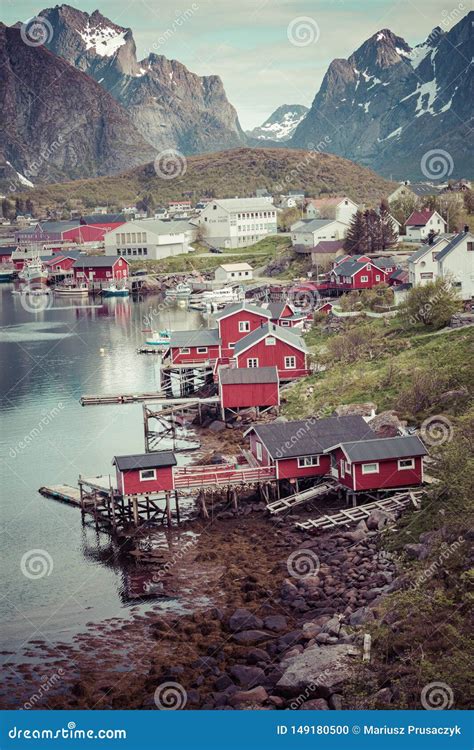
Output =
[
  {"x1": 219, "y1": 366, "x2": 279, "y2": 412},
  {"x1": 113, "y1": 452, "x2": 177, "y2": 496}
]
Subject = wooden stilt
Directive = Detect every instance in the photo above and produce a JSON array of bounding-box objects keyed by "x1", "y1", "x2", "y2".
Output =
[
  {"x1": 174, "y1": 490, "x2": 180, "y2": 524},
  {"x1": 132, "y1": 496, "x2": 139, "y2": 526},
  {"x1": 165, "y1": 491, "x2": 172, "y2": 526}
]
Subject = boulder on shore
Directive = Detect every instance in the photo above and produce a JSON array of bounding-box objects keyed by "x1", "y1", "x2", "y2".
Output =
[{"x1": 277, "y1": 644, "x2": 359, "y2": 698}]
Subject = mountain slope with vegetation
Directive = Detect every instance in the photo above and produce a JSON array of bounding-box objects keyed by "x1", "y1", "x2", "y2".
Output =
[{"x1": 15, "y1": 147, "x2": 393, "y2": 212}]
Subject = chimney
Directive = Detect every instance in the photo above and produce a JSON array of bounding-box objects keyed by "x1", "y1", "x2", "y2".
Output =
[{"x1": 464, "y1": 225, "x2": 469, "y2": 234}]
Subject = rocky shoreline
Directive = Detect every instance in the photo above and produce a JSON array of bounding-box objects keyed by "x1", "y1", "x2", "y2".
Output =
[{"x1": 1, "y1": 497, "x2": 407, "y2": 711}]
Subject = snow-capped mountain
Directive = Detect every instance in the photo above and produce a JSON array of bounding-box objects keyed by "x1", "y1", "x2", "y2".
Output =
[
  {"x1": 38, "y1": 4, "x2": 246, "y2": 154},
  {"x1": 247, "y1": 105, "x2": 309, "y2": 142},
  {"x1": 291, "y1": 13, "x2": 473, "y2": 179}
]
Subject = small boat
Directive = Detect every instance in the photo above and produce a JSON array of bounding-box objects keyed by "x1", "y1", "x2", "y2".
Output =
[
  {"x1": 18, "y1": 257, "x2": 48, "y2": 285},
  {"x1": 145, "y1": 329, "x2": 171, "y2": 347},
  {"x1": 165, "y1": 282, "x2": 192, "y2": 300},
  {"x1": 189, "y1": 286, "x2": 243, "y2": 308},
  {"x1": 0, "y1": 268, "x2": 16, "y2": 282},
  {"x1": 54, "y1": 284, "x2": 89, "y2": 296},
  {"x1": 101, "y1": 284, "x2": 130, "y2": 298}
]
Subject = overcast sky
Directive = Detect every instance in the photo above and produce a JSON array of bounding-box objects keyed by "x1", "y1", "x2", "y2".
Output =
[{"x1": 3, "y1": 0, "x2": 469, "y2": 128}]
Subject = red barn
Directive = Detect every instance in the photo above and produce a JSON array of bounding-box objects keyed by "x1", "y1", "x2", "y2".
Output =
[
  {"x1": 218, "y1": 366, "x2": 279, "y2": 415},
  {"x1": 246, "y1": 416, "x2": 374, "y2": 483},
  {"x1": 325, "y1": 435, "x2": 427, "y2": 491},
  {"x1": 215, "y1": 302, "x2": 271, "y2": 357},
  {"x1": 234, "y1": 323, "x2": 309, "y2": 380},
  {"x1": 44, "y1": 255, "x2": 77, "y2": 274},
  {"x1": 167, "y1": 328, "x2": 221, "y2": 365},
  {"x1": 113, "y1": 452, "x2": 176, "y2": 496},
  {"x1": 80, "y1": 214, "x2": 126, "y2": 232},
  {"x1": 266, "y1": 301, "x2": 305, "y2": 328},
  {"x1": 315, "y1": 301, "x2": 334, "y2": 315},
  {"x1": 73, "y1": 256, "x2": 129, "y2": 286},
  {"x1": 330, "y1": 258, "x2": 387, "y2": 290}
]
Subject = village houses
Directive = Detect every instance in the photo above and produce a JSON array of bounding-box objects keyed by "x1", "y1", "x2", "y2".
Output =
[
  {"x1": 104, "y1": 219, "x2": 195, "y2": 260},
  {"x1": 192, "y1": 198, "x2": 277, "y2": 248},
  {"x1": 404, "y1": 209, "x2": 447, "y2": 241}
]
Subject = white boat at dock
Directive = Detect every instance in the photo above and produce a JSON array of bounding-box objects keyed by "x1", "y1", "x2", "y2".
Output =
[
  {"x1": 188, "y1": 286, "x2": 244, "y2": 311},
  {"x1": 145, "y1": 329, "x2": 171, "y2": 347},
  {"x1": 18, "y1": 257, "x2": 48, "y2": 285},
  {"x1": 54, "y1": 284, "x2": 89, "y2": 296},
  {"x1": 165, "y1": 282, "x2": 193, "y2": 300}
]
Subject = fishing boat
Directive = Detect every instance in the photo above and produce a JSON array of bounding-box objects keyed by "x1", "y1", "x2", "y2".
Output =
[
  {"x1": 165, "y1": 282, "x2": 192, "y2": 300},
  {"x1": 145, "y1": 329, "x2": 171, "y2": 347},
  {"x1": 18, "y1": 257, "x2": 48, "y2": 285},
  {"x1": 188, "y1": 286, "x2": 243, "y2": 309},
  {"x1": 54, "y1": 284, "x2": 89, "y2": 296},
  {"x1": 101, "y1": 283, "x2": 130, "y2": 298}
]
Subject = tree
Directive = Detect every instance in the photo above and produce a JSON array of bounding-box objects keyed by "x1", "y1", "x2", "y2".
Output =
[
  {"x1": 463, "y1": 189, "x2": 474, "y2": 215},
  {"x1": 438, "y1": 193, "x2": 463, "y2": 232},
  {"x1": 379, "y1": 199, "x2": 398, "y2": 250},
  {"x1": 1, "y1": 198, "x2": 15, "y2": 220},
  {"x1": 278, "y1": 206, "x2": 301, "y2": 231},
  {"x1": 344, "y1": 210, "x2": 369, "y2": 254},
  {"x1": 390, "y1": 194, "x2": 417, "y2": 229},
  {"x1": 399, "y1": 278, "x2": 461, "y2": 330}
]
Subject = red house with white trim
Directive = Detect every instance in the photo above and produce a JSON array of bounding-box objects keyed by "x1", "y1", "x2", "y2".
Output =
[
  {"x1": 73, "y1": 256, "x2": 129, "y2": 285},
  {"x1": 219, "y1": 366, "x2": 279, "y2": 414},
  {"x1": 234, "y1": 323, "x2": 310, "y2": 380},
  {"x1": 167, "y1": 328, "x2": 221, "y2": 365},
  {"x1": 330, "y1": 257, "x2": 388, "y2": 290},
  {"x1": 246, "y1": 416, "x2": 374, "y2": 483},
  {"x1": 266, "y1": 301, "x2": 305, "y2": 328},
  {"x1": 324, "y1": 435, "x2": 427, "y2": 491},
  {"x1": 215, "y1": 302, "x2": 271, "y2": 357},
  {"x1": 113, "y1": 452, "x2": 176, "y2": 496}
]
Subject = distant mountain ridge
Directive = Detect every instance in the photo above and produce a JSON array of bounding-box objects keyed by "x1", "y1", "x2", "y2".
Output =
[
  {"x1": 38, "y1": 4, "x2": 247, "y2": 154},
  {"x1": 247, "y1": 105, "x2": 309, "y2": 142},
  {"x1": 291, "y1": 13, "x2": 473, "y2": 179}
]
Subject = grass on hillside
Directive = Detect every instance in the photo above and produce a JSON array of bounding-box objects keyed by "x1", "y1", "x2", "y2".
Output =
[
  {"x1": 129, "y1": 235, "x2": 291, "y2": 275},
  {"x1": 282, "y1": 320, "x2": 473, "y2": 423}
]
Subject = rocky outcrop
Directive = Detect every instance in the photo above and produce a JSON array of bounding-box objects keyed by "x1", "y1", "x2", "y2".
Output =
[
  {"x1": 39, "y1": 4, "x2": 246, "y2": 154},
  {"x1": 0, "y1": 22, "x2": 156, "y2": 189},
  {"x1": 277, "y1": 644, "x2": 359, "y2": 697},
  {"x1": 291, "y1": 14, "x2": 474, "y2": 179}
]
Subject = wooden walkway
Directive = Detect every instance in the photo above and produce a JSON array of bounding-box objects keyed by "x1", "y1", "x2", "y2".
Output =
[
  {"x1": 296, "y1": 490, "x2": 423, "y2": 531},
  {"x1": 266, "y1": 480, "x2": 336, "y2": 515},
  {"x1": 173, "y1": 463, "x2": 276, "y2": 489},
  {"x1": 39, "y1": 484, "x2": 84, "y2": 506}
]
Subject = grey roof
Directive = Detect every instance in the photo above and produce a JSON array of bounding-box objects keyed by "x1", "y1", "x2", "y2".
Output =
[
  {"x1": 17, "y1": 221, "x2": 80, "y2": 235},
  {"x1": 73, "y1": 256, "x2": 124, "y2": 268},
  {"x1": 333, "y1": 259, "x2": 365, "y2": 277},
  {"x1": 250, "y1": 416, "x2": 374, "y2": 459},
  {"x1": 294, "y1": 219, "x2": 337, "y2": 233},
  {"x1": 113, "y1": 451, "x2": 177, "y2": 471},
  {"x1": 266, "y1": 301, "x2": 294, "y2": 319},
  {"x1": 169, "y1": 328, "x2": 220, "y2": 348},
  {"x1": 373, "y1": 256, "x2": 397, "y2": 269},
  {"x1": 81, "y1": 214, "x2": 126, "y2": 224},
  {"x1": 220, "y1": 366, "x2": 278, "y2": 385},
  {"x1": 335, "y1": 435, "x2": 427, "y2": 462},
  {"x1": 0, "y1": 246, "x2": 14, "y2": 254},
  {"x1": 435, "y1": 231, "x2": 472, "y2": 263},
  {"x1": 407, "y1": 183, "x2": 441, "y2": 197},
  {"x1": 234, "y1": 322, "x2": 307, "y2": 355},
  {"x1": 214, "y1": 301, "x2": 271, "y2": 321},
  {"x1": 408, "y1": 245, "x2": 432, "y2": 263}
]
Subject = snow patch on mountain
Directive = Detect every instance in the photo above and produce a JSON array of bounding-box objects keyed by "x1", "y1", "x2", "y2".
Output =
[
  {"x1": 247, "y1": 105, "x2": 309, "y2": 142},
  {"x1": 78, "y1": 23, "x2": 127, "y2": 57}
]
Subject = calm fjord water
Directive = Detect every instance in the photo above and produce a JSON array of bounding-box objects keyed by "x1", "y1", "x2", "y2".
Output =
[{"x1": 0, "y1": 286, "x2": 204, "y2": 652}]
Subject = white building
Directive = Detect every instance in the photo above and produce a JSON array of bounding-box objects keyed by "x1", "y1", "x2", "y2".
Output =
[
  {"x1": 104, "y1": 219, "x2": 195, "y2": 260},
  {"x1": 405, "y1": 210, "x2": 447, "y2": 241},
  {"x1": 305, "y1": 196, "x2": 358, "y2": 224},
  {"x1": 290, "y1": 218, "x2": 349, "y2": 248},
  {"x1": 408, "y1": 237, "x2": 450, "y2": 286},
  {"x1": 193, "y1": 198, "x2": 277, "y2": 249},
  {"x1": 388, "y1": 182, "x2": 441, "y2": 205},
  {"x1": 436, "y1": 231, "x2": 474, "y2": 301},
  {"x1": 214, "y1": 262, "x2": 254, "y2": 283}
]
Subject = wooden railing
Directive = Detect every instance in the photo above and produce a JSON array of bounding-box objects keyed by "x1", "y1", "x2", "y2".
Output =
[{"x1": 173, "y1": 463, "x2": 276, "y2": 488}]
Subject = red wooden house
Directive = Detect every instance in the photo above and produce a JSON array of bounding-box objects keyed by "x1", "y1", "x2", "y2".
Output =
[
  {"x1": 218, "y1": 366, "x2": 279, "y2": 415},
  {"x1": 324, "y1": 435, "x2": 427, "y2": 491},
  {"x1": 0, "y1": 246, "x2": 14, "y2": 265},
  {"x1": 44, "y1": 255, "x2": 77, "y2": 277},
  {"x1": 315, "y1": 301, "x2": 334, "y2": 315},
  {"x1": 167, "y1": 328, "x2": 221, "y2": 365},
  {"x1": 73, "y1": 256, "x2": 129, "y2": 285},
  {"x1": 234, "y1": 323, "x2": 309, "y2": 380},
  {"x1": 215, "y1": 302, "x2": 271, "y2": 357},
  {"x1": 113, "y1": 452, "x2": 176, "y2": 496},
  {"x1": 246, "y1": 416, "x2": 374, "y2": 483},
  {"x1": 330, "y1": 257, "x2": 388, "y2": 290},
  {"x1": 266, "y1": 301, "x2": 305, "y2": 328}
]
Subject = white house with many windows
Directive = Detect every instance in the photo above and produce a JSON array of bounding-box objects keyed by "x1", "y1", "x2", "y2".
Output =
[
  {"x1": 193, "y1": 198, "x2": 277, "y2": 248},
  {"x1": 104, "y1": 219, "x2": 195, "y2": 260}
]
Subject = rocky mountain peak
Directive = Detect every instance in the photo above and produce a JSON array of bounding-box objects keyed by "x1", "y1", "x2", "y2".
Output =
[{"x1": 349, "y1": 28, "x2": 412, "y2": 72}]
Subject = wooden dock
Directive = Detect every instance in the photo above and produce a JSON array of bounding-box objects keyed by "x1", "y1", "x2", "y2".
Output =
[
  {"x1": 81, "y1": 391, "x2": 165, "y2": 406},
  {"x1": 39, "y1": 484, "x2": 85, "y2": 507}
]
